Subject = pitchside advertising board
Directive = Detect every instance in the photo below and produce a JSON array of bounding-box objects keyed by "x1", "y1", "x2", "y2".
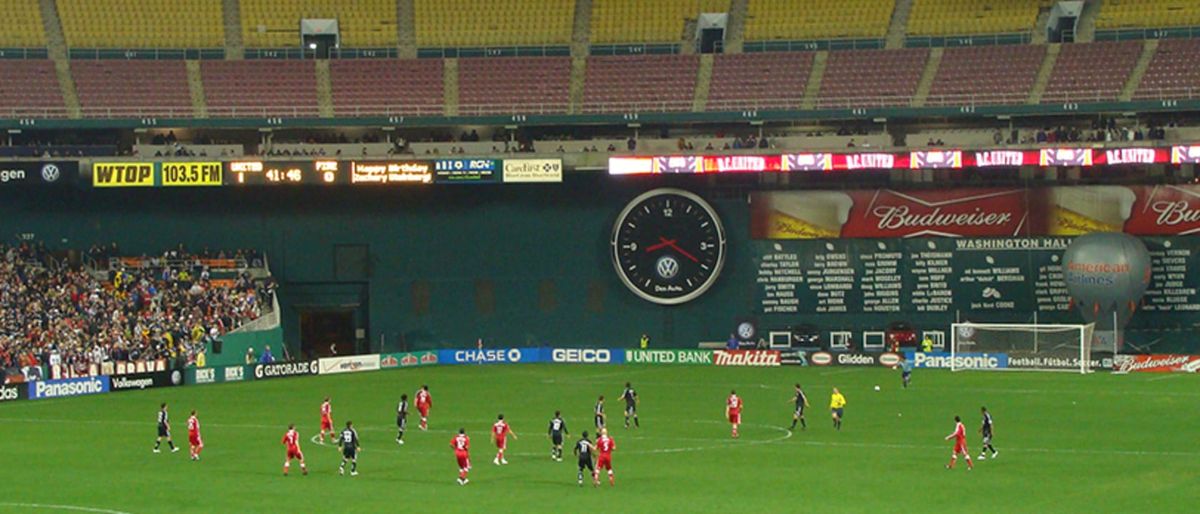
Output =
[
  {"x1": 254, "y1": 360, "x2": 320, "y2": 380},
  {"x1": 319, "y1": 355, "x2": 382, "y2": 375},
  {"x1": 0, "y1": 161, "x2": 77, "y2": 186},
  {"x1": 902, "y1": 351, "x2": 1009, "y2": 370},
  {"x1": 1, "y1": 382, "x2": 27, "y2": 402},
  {"x1": 808, "y1": 352, "x2": 903, "y2": 367},
  {"x1": 624, "y1": 349, "x2": 713, "y2": 365},
  {"x1": 1113, "y1": 354, "x2": 1200, "y2": 373},
  {"x1": 439, "y1": 348, "x2": 545, "y2": 365},
  {"x1": 28, "y1": 376, "x2": 110, "y2": 400},
  {"x1": 109, "y1": 370, "x2": 184, "y2": 392},
  {"x1": 380, "y1": 351, "x2": 440, "y2": 368},
  {"x1": 188, "y1": 365, "x2": 252, "y2": 385},
  {"x1": 550, "y1": 348, "x2": 625, "y2": 364}
]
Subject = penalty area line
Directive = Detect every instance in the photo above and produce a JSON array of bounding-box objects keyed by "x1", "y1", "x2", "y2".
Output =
[{"x1": 0, "y1": 502, "x2": 134, "y2": 514}]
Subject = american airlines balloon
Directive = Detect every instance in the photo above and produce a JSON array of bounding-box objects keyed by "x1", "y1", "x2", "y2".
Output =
[{"x1": 1062, "y1": 232, "x2": 1152, "y2": 351}]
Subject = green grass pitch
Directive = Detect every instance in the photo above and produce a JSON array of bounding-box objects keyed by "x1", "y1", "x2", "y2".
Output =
[{"x1": 1, "y1": 365, "x2": 1197, "y2": 513}]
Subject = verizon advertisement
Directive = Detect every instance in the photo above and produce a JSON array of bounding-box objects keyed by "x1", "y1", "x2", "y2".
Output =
[
  {"x1": 713, "y1": 350, "x2": 781, "y2": 367},
  {"x1": 318, "y1": 355, "x2": 381, "y2": 375},
  {"x1": 1112, "y1": 354, "x2": 1200, "y2": 373},
  {"x1": 752, "y1": 185, "x2": 1200, "y2": 239}
]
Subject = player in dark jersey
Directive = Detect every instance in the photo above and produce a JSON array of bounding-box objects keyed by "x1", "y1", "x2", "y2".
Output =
[
  {"x1": 153, "y1": 403, "x2": 179, "y2": 453},
  {"x1": 339, "y1": 421, "x2": 360, "y2": 476},
  {"x1": 788, "y1": 384, "x2": 809, "y2": 432},
  {"x1": 620, "y1": 383, "x2": 639, "y2": 428},
  {"x1": 594, "y1": 396, "x2": 606, "y2": 428},
  {"x1": 978, "y1": 407, "x2": 997, "y2": 460},
  {"x1": 574, "y1": 431, "x2": 598, "y2": 487},
  {"x1": 548, "y1": 410, "x2": 569, "y2": 461},
  {"x1": 396, "y1": 394, "x2": 409, "y2": 445}
]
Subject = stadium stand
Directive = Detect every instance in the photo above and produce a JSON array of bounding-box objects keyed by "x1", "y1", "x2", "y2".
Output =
[
  {"x1": 56, "y1": 0, "x2": 223, "y2": 49},
  {"x1": 415, "y1": 0, "x2": 575, "y2": 47},
  {"x1": 458, "y1": 57, "x2": 572, "y2": 114},
  {"x1": 1097, "y1": 0, "x2": 1200, "y2": 29},
  {"x1": 241, "y1": 0, "x2": 397, "y2": 48},
  {"x1": 927, "y1": 45, "x2": 1044, "y2": 105},
  {"x1": 817, "y1": 48, "x2": 929, "y2": 107},
  {"x1": 591, "y1": 0, "x2": 728, "y2": 44},
  {"x1": 743, "y1": 0, "x2": 893, "y2": 41},
  {"x1": 1134, "y1": 38, "x2": 1200, "y2": 99},
  {"x1": 0, "y1": 60, "x2": 64, "y2": 117},
  {"x1": 330, "y1": 59, "x2": 445, "y2": 116},
  {"x1": 201, "y1": 60, "x2": 319, "y2": 117},
  {"x1": 1042, "y1": 41, "x2": 1141, "y2": 103},
  {"x1": 707, "y1": 52, "x2": 814, "y2": 110},
  {"x1": 71, "y1": 60, "x2": 193, "y2": 117},
  {"x1": 0, "y1": 0, "x2": 46, "y2": 48},
  {"x1": 907, "y1": 0, "x2": 1042, "y2": 36},
  {"x1": 583, "y1": 55, "x2": 699, "y2": 112}
]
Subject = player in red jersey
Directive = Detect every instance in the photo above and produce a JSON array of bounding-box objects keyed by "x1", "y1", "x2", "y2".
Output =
[
  {"x1": 595, "y1": 428, "x2": 615, "y2": 486},
  {"x1": 944, "y1": 415, "x2": 973, "y2": 471},
  {"x1": 187, "y1": 410, "x2": 203, "y2": 461},
  {"x1": 726, "y1": 390, "x2": 743, "y2": 438},
  {"x1": 319, "y1": 397, "x2": 333, "y2": 444},
  {"x1": 416, "y1": 385, "x2": 432, "y2": 431},
  {"x1": 282, "y1": 424, "x2": 308, "y2": 476},
  {"x1": 492, "y1": 414, "x2": 518, "y2": 465},
  {"x1": 451, "y1": 428, "x2": 471, "y2": 485}
]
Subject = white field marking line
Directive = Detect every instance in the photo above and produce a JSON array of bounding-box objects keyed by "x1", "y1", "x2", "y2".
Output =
[
  {"x1": 539, "y1": 366, "x2": 657, "y2": 384},
  {"x1": 817, "y1": 368, "x2": 865, "y2": 376},
  {"x1": 950, "y1": 387, "x2": 1200, "y2": 398},
  {"x1": 1146, "y1": 374, "x2": 1186, "y2": 382},
  {"x1": 0, "y1": 503, "x2": 134, "y2": 514},
  {"x1": 792, "y1": 439, "x2": 1200, "y2": 458}
]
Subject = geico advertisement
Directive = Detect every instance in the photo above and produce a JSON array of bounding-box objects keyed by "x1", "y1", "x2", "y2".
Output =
[
  {"x1": 93, "y1": 163, "x2": 155, "y2": 187},
  {"x1": 550, "y1": 348, "x2": 625, "y2": 364}
]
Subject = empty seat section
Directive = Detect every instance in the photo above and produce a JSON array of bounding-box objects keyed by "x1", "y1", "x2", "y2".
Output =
[
  {"x1": 1098, "y1": 0, "x2": 1200, "y2": 29},
  {"x1": 0, "y1": 60, "x2": 64, "y2": 116},
  {"x1": 0, "y1": 0, "x2": 46, "y2": 48},
  {"x1": 242, "y1": 0, "x2": 397, "y2": 48},
  {"x1": 908, "y1": 0, "x2": 1042, "y2": 36},
  {"x1": 591, "y1": 0, "x2": 728, "y2": 44},
  {"x1": 817, "y1": 48, "x2": 928, "y2": 106},
  {"x1": 459, "y1": 57, "x2": 571, "y2": 114},
  {"x1": 72, "y1": 60, "x2": 192, "y2": 117},
  {"x1": 1042, "y1": 41, "x2": 1140, "y2": 103},
  {"x1": 330, "y1": 58, "x2": 444, "y2": 115},
  {"x1": 927, "y1": 45, "x2": 1044, "y2": 105},
  {"x1": 57, "y1": 0, "x2": 222, "y2": 48},
  {"x1": 744, "y1": 0, "x2": 893, "y2": 41},
  {"x1": 1134, "y1": 39, "x2": 1200, "y2": 99},
  {"x1": 202, "y1": 60, "x2": 318, "y2": 116},
  {"x1": 415, "y1": 0, "x2": 574, "y2": 47},
  {"x1": 583, "y1": 55, "x2": 698, "y2": 112},
  {"x1": 707, "y1": 52, "x2": 813, "y2": 110}
]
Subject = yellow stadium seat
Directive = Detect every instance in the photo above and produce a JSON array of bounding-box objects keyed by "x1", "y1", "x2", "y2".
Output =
[
  {"x1": 908, "y1": 0, "x2": 1040, "y2": 36},
  {"x1": 0, "y1": 0, "x2": 46, "y2": 47},
  {"x1": 744, "y1": 0, "x2": 893, "y2": 41},
  {"x1": 1098, "y1": 0, "x2": 1200, "y2": 29},
  {"x1": 415, "y1": 0, "x2": 574, "y2": 47},
  {"x1": 590, "y1": 0, "x2": 728, "y2": 44},
  {"x1": 57, "y1": 0, "x2": 222, "y2": 48},
  {"x1": 242, "y1": 0, "x2": 397, "y2": 48}
]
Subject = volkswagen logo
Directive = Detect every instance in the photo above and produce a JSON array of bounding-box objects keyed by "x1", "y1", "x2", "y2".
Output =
[
  {"x1": 40, "y1": 163, "x2": 60, "y2": 183},
  {"x1": 655, "y1": 255, "x2": 679, "y2": 279}
]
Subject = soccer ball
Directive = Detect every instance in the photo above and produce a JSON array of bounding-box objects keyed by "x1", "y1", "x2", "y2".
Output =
[{"x1": 873, "y1": 385, "x2": 881, "y2": 391}]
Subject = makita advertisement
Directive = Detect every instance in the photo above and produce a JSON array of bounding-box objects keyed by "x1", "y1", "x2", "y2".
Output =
[
  {"x1": 713, "y1": 350, "x2": 781, "y2": 367},
  {"x1": 319, "y1": 355, "x2": 381, "y2": 375},
  {"x1": 624, "y1": 349, "x2": 714, "y2": 365},
  {"x1": 110, "y1": 370, "x2": 184, "y2": 392},
  {"x1": 904, "y1": 351, "x2": 1009, "y2": 369},
  {"x1": 28, "y1": 376, "x2": 111, "y2": 400},
  {"x1": 254, "y1": 360, "x2": 320, "y2": 380},
  {"x1": 551, "y1": 348, "x2": 625, "y2": 364},
  {"x1": 439, "y1": 348, "x2": 546, "y2": 365}
]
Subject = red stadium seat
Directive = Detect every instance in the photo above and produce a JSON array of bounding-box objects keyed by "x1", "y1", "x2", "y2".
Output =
[
  {"x1": 72, "y1": 60, "x2": 193, "y2": 118},
  {"x1": 817, "y1": 48, "x2": 930, "y2": 108},
  {"x1": 459, "y1": 57, "x2": 571, "y2": 115},
  {"x1": 330, "y1": 58, "x2": 445, "y2": 116},
  {"x1": 583, "y1": 55, "x2": 699, "y2": 113},
  {"x1": 927, "y1": 45, "x2": 1045, "y2": 106},
  {"x1": 707, "y1": 52, "x2": 814, "y2": 111},
  {"x1": 1042, "y1": 41, "x2": 1140, "y2": 103},
  {"x1": 1133, "y1": 38, "x2": 1200, "y2": 101},
  {"x1": 201, "y1": 60, "x2": 319, "y2": 117},
  {"x1": 0, "y1": 60, "x2": 65, "y2": 118}
]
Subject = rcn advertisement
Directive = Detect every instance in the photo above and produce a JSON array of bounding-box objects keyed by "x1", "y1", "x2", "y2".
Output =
[
  {"x1": 713, "y1": 349, "x2": 782, "y2": 367},
  {"x1": 751, "y1": 184, "x2": 1200, "y2": 240},
  {"x1": 28, "y1": 376, "x2": 111, "y2": 400},
  {"x1": 0, "y1": 161, "x2": 77, "y2": 186},
  {"x1": 438, "y1": 347, "x2": 545, "y2": 365},
  {"x1": 903, "y1": 351, "x2": 1009, "y2": 370},
  {"x1": 624, "y1": 349, "x2": 714, "y2": 365},
  {"x1": 254, "y1": 360, "x2": 320, "y2": 380},
  {"x1": 109, "y1": 370, "x2": 184, "y2": 392},
  {"x1": 380, "y1": 351, "x2": 440, "y2": 368},
  {"x1": 434, "y1": 159, "x2": 498, "y2": 183},
  {"x1": 550, "y1": 348, "x2": 625, "y2": 364},
  {"x1": 1112, "y1": 354, "x2": 1200, "y2": 373},
  {"x1": 188, "y1": 365, "x2": 252, "y2": 385},
  {"x1": 319, "y1": 355, "x2": 381, "y2": 375}
]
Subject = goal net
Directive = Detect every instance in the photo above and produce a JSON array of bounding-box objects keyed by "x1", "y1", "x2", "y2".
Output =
[{"x1": 949, "y1": 323, "x2": 1096, "y2": 374}]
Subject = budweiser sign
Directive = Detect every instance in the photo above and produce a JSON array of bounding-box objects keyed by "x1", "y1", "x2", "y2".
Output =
[
  {"x1": 1112, "y1": 354, "x2": 1200, "y2": 373},
  {"x1": 713, "y1": 350, "x2": 781, "y2": 367}
]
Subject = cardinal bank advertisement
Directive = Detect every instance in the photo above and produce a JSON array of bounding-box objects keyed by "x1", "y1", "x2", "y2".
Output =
[{"x1": 751, "y1": 185, "x2": 1200, "y2": 239}]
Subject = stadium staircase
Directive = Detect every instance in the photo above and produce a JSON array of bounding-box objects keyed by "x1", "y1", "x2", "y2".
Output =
[
  {"x1": 692, "y1": 54, "x2": 714, "y2": 111},
  {"x1": 186, "y1": 61, "x2": 208, "y2": 118},
  {"x1": 38, "y1": 0, "x2": 80, "y2": 118},
  {"x1": 1028, "y1": 43, "x2": 1061, "y2": 104},
  {"x1": 1120, "y1": 39, "x2": 1159, "y2": 101},
  {"x1": 1032, "y1": 6, "x2": 1052, "y2": 45},
  {"x1": 571, "y1": 0, "x2": 593, "y2": 57},
  {"x1": 315, "y1": 60, "x2": 334, "y2": 118},
  {"x1": 397, "y1": 0, "x2": 416, "y2": 59},
  {"x1": 885, "y1": 0, "x2": 914, "y2": 50},
  {"x1": 800, "y1": 51, "x2": 828, "y2": 110},
  {"x1": 568, "y1": 56, "x2": 587, "y2": 114},
  {"x1": 222, "y1": 0, "x2": 244, "y2": 59},
  {"x1": 1076, "y1": 0, "x2": 1102, "y2": 42},
  {"x1": 723, "y1": 0, "x2": 748, "y2": 54},
  {"x1": 443, "y1": 58, "x2": 459, "y2": 116},
  {"x1": 911, "y1": 46, "x2": 943, "y2": 107}
]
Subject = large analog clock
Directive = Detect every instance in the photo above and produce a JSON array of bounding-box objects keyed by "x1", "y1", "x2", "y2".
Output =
[{"x1": 611, "y1": 188, "x2": 727, "y2": 305}]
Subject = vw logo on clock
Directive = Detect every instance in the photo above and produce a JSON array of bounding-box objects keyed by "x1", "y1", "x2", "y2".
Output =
[{"x1": 611, "y1": 188, "x2": 727, "y2": 305}]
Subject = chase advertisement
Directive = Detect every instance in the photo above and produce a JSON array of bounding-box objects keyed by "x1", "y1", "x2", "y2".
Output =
[{"x1": 438, "y1": 348, "x2": 544, "y2": 365}]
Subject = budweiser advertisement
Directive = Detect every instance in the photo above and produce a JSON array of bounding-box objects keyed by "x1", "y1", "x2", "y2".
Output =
[
  {"x1": 752, "y1": 185, "x2": 1200, "y2": 239},
  {"x1": 1112, "y1": 354, "x2": 1200, "y2": 373},
  {"x1": 713, "y1": 350, "x2": 782, "y2": 367}
]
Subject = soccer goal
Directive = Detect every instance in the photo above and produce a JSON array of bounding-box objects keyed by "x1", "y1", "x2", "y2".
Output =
[{"x1": 949, "y1": 322, "x2": 1096, "y2": 374}]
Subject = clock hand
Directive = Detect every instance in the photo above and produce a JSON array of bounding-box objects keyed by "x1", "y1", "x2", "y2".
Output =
[
  {"x1": 666, "y1": 242, "x2": 700, "y2": 263},
  {"x1": 644, "y1": 237, "x2": 677, "y2": 253}
]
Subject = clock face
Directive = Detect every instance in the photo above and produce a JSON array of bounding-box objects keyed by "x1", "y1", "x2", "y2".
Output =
[{"x1": 611, "y1": 189, "x2": 726, "y2": 305}]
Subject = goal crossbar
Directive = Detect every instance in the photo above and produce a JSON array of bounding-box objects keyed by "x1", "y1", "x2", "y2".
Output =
[{"x1": 950, "y1": 322, "x2": 1095, "y2": 374}]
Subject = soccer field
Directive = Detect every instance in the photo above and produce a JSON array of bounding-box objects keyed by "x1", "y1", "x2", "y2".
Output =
[{"x1": 0, "y1": 365, "x2": 1196, "y2": 514}]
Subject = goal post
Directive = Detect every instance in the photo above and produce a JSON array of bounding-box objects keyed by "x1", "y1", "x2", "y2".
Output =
[{"x1": 950, "y1": 322, "x2": 1096, "y2": 374}]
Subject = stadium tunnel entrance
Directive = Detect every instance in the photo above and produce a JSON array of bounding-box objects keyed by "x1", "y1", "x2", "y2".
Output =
[{"x1": 299, "y1": 308, "x2": 357, "y2": 359}]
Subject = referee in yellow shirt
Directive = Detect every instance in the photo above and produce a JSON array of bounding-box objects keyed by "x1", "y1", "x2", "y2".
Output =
[{"x1": 830, "y1": 387, "x2": 846, "y2": 431}]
